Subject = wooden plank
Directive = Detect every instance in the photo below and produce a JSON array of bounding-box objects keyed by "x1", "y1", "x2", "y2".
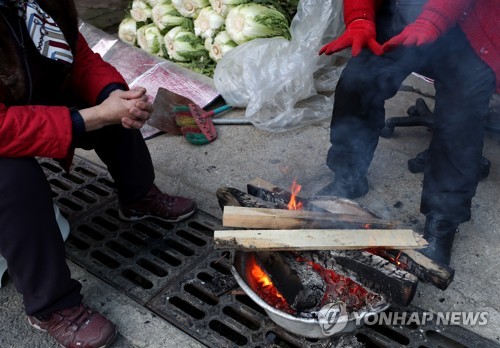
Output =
[
  {"x1": 214, "y1": 229, "x2": 428, "y2": 251},
  {"x1": 222, "y1": 206, "x2": 395, "y2": 230}
]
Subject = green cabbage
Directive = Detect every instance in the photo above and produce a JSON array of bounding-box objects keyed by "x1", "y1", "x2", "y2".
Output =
[
  {"x1": 164, "y1": 26, "x2": 208, "y2": 61},
  {"x1": 208, "y1": 0, "x2": 249, "y2": 17},
  {"x1": 194, "y1": 7, "x2": 225, "y2": 39},
  {"x1": 171, "y1": 0, "x2": 210, "y2": 18},
  {"x1": 118, "y1": 17, "x2": 138, "y2": 46},
  {"x1": 130, "y1": 0, "x2": 153, "y2": 22},
  {"x1": 204, "y1": 30, "x2": 237, "y2": 62},
  {"x1": 136, "y1": 23, "x2": 164, "y2": 57},
  {"x1": 225, "y1": 3, "x2": 291, "y2": 45},
  {"x1": 152, "y1": 2, "x2": 191, "y2": 31}
]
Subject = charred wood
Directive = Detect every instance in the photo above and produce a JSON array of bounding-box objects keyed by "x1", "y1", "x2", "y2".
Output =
[
  {"x1": 301, "y1": 251, "x2": 418, "y2": 307},
  {"x1": 255, "y1": 251, "x2": 326, "y2": 313},
  {"x1": 216, "y1": 187, "x2": 278, "y2": 211},
  {"x1": 372, "y1": 249, "x2": 455, "y2": 290}
]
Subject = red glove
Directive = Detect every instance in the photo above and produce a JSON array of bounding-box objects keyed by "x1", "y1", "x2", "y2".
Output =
[
  {"x1": 320, "y1": 19, "x2": 383, "y2": 56},
  {"x1": 382, "y1": 18, "x2": 441, "y2": 51}
]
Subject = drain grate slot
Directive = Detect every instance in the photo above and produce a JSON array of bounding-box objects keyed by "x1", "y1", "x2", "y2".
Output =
[
  {"x1": 106, "y1": 241, "x2": 134, "y2": 258},
  {"x1": 209, "y1": 319, "x2": 248, "y2": 346},
  {"x1": 122, "y1": 269, "x2": 153, "y2": 289},
  {"x1": 91, "y1": 250, "x2": 120, "y2": 269},
  {"x1": 369, "y1": 325, "x2": 410, "y2": 345},
  {"x1": 426, "y1": 330, "x2": 467, "y2": 347},
  {"x1": 176, "y1": 229, "x2": 207, "y2": 246},
  {"x1": 222, "y1": 306, "x2": 261, "y2": 331},
  {"x1": 136, "y1": 258, "x2": 168, "y2": 277},
  {"x1": 265, "y1": 331, "x2": 302, "y2": 348},
  {"x1": 184, "y1": 284, "x2": 218, "y2": 306},
  {"x1": 169, "y1": 297, "x2": 205, "y2": 319}
]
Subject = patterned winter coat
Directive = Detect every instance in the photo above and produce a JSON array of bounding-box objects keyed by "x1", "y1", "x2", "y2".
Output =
[{"x1": 0, "y1": 0, "x2": 127, "y2": 159}]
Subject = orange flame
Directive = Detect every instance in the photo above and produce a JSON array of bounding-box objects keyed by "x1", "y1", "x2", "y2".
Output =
[
  {"x1": 287, "y1": 178, "x2": 303, "y2": 210},
  {"x1": 250, "y1": 261, "x2": 284, "y2": 299}
]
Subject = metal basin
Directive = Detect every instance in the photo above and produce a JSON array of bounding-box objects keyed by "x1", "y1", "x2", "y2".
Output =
[{"x1": 231, "y1": 251, "x2": 390, "y2": 339}]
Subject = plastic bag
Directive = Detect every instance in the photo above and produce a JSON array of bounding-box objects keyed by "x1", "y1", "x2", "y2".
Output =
[{"x1": 213, "y1": 0, "x2": 345, "y2": 132}]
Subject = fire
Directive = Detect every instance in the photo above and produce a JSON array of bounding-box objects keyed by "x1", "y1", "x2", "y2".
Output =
[
  {"x1": 287, "y1": 178, "x2": 303, "y2": 210},
  {"x1": 366, "y1": 248, "x2": 405, "y2": 268},
  {"x1": 246, "y1": 254, "x2": 294, "y2": 314}
]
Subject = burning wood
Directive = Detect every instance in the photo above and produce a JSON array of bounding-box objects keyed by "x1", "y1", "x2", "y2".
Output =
[
  {"x1": 245, "y1": 250, "x2": 397, "y2": 313},
  {"x1": 254, "y1": 251, "x2": 326, "y2": 313},
  {"x1": 219, "y1": 177, "x2": 454, "y2": 330},
  {"x1": 369, "y1": 248, "x2": 455, "y2": 290}
]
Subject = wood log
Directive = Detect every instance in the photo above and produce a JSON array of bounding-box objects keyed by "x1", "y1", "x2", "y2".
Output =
[
  {"x1": 222, "y1": 206, "x2": 396, "y2": 230},
  {"x1": 247, "y1": 178, "x2": 379, "y2": 218},
  {"x1": 302, "y1": 250, "x2": 418, "y2": 307},
  {"x1": 371, "y1": 249, "x2": 455, "y2": 290},
  {"x1": 216, "y1": 187, "x2": 277, "y2": 211},
  {"x1": 246, "y1": 178, "x2": 309, "y2": 210},
  {"x1": 243, "y1": 179, "x2": 455, "y2": 291},
  {"x1": 255, "y1": 251, "x2": 326, "y2": 313},
  {"x1": 214, "y1": 228, "x2": 428, "y2": 251}
]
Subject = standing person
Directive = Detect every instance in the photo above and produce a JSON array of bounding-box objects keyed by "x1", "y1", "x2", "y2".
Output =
[
  {"x1": 0, "y1": 0, "x2": 196, "y2": 347},
  {"x1": 317, "y1": 0, "x2": 498, "y2": 266}
]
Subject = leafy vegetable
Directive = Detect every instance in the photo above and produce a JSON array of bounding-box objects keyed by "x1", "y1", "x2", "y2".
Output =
[
  {"x1": 136, "y1": 23, "x2": 164, "y2": 57},
  {"x1": 164, "y1": 26, "x2": 208, "y2": 61},
  {"x1": 118, "y1": 17, "x2": 138, "y2": 46},
  {"x1": 130, "y1": 0, "x2": 153, "y2": 22},
  {"x1": 204, "y1": 30, "x2": 237, "y2": 62},
  {"x1": 194, "y1": 7, "x2": 225, "y2": 39},
  {"x1": 152, "y1": 1, "x2": 192, "y2": 31},
  {"x1": 171, "y1": 0, "x2": 209, "y2": 18},
  {"x1": 225, "y1": 3, "x2": 291, "y2": 45},
  {"x1": 208, "y1": 0, "x2": 249, "y2": 17}
]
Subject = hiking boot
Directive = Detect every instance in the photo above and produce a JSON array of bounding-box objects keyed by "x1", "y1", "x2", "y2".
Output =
[
  {"x1": 315, "y1": 175, "x2": 369, "y2": 199},
  {"x1": 419, "y1": 217, "x2": 458, "y2": 266},
  {"x1": 119, "y1": 184, "x2": 196, "y2": 223},
  {"x1": 28, "y1": 303, "x2": 118, "y2": 348}
]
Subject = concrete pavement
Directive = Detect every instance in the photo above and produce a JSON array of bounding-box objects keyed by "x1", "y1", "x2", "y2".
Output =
[{"x1": 1, "y1": 75, "x2": 499, "y2": 347}]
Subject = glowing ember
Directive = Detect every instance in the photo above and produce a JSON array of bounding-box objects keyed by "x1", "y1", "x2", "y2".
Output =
[
  {"x1": 287, "y1": 178, "x2": 303, "y2": 210},
  {"x1": 246, "y1": 254, "x2": 295, "y2": 314},
  {"x1": 296, "y1": 258, "x2": 381, "y2": 312},
  {"x1": 367, "y1": 249, "x2": 405, "y2": 269}
]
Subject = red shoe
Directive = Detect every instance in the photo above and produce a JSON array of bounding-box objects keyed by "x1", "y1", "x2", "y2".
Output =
[
  {"x1": 28, "y1": 303, "x2": 118, "y2": 348},
  {"x1": 119, "y1": 184, "x2": 196, "y2": 223}
]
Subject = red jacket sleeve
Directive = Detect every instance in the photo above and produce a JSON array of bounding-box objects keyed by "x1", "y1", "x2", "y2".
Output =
[
  {"x1": 0, "y1": 104, "x2": 73, "y2": 158},
  {"x1": 343, "y1": 0, "x2": 377, "y2": 26},
  {"x1": 70, "y1": 33, "x2": 128, "y2": 106},
  {"x1": 419, "y1": 0, "x2": 474, "y2": 33}
]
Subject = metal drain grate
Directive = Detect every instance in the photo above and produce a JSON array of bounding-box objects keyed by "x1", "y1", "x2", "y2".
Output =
[
  {"x1": 356, "y1": 306, "x2": 498, "y2": 348},
  {"x1": 42, "y1": 157, "x2": 499, "y2": 348},
  {"x1": 66, "y1": 202, "x2": 218, "y2": 304},
  {"x1": 147, "y1": 250, "x2": 335, "y2": 348},
  {"x1": 40, "y1": 157, "x2": 116, "y2": 221}
]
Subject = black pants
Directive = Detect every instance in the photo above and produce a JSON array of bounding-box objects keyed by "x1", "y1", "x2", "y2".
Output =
[
  {"x1": 0, "y1": 125, "x2": 154, "y2": 316},
  {"x1": 327, "y1": 26, "x2": 496, "y2": 224}
]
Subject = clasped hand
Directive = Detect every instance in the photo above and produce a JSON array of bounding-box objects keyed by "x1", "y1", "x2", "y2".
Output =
[
  {"x1": 320, "y1": 18, "x2": 440, "y2": 57},
  {"x1": 101, "y1": 87, "x2": 154, "y2": 129},
  {"x1": 81, "y1": 87, "x2": 154, "y2": 132}
]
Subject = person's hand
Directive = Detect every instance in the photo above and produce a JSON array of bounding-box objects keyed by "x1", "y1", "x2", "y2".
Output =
[
  {"x1": 382, "y1": 19, "x2": 441, "y2": 52},
  {"x1": 79, "y1": 87, "x2": 152, "y2": 131},
  {"x1": 121, "y1": 97, "x2": 154, "y2": 129},
  {"x1": 112, "y1": 87, "x2": 154, "y2": 129},
  {"x1": 319, "y1": 19, "x2": 383, "y2": 57}
]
